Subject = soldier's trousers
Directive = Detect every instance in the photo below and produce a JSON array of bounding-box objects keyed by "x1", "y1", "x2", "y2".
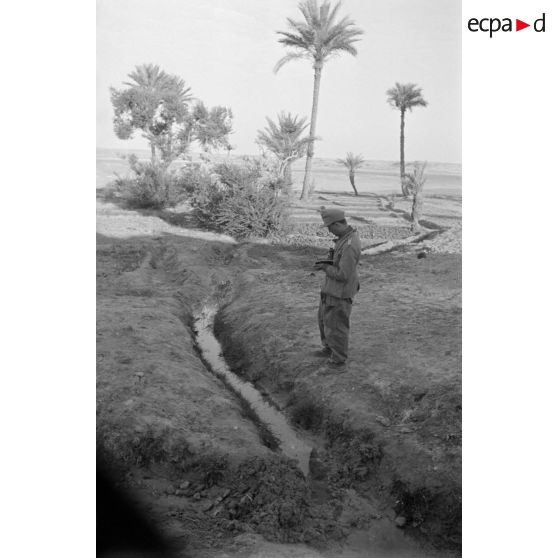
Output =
[{"x1": 318, "y1": 293, "x2": 353, "y2": 363}]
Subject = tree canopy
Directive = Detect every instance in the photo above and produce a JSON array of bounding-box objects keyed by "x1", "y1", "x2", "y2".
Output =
[
  {"x1": 257, "y1": 112, "x2": 310, "y2": 167},
  {"x1": 336, "y1": 152, "x2": 365, "y2": 173},
  {"x1": 386, "y1": 82, "x2": 428, "y2": 114},
  {"x1": 110, "y1": 63, "x2": 233, "y2": 164},
  {"x1": 274, "y1": 0, "x2": 363, "y2": 72}
]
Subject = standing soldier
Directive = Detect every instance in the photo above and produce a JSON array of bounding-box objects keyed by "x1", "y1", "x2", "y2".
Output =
[{"x1": 313, "y1": 207, "x2": 361, "y2": 368}]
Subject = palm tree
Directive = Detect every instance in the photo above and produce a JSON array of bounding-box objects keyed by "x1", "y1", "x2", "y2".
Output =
[
  {"x1": 256, "y1": 112, "x2": 311, "y2": 193},
  {"x1": 275, "y1": 0, "x2": 363, "y2": 201},
  {"x1": 336, "y1": 152, "x2": 365, "y2": 196},
  {"x1": 122, "y1": 63, "x2": 192, "y2": 163},
  {"x1": 386, "y1": 83, "x2": 428, "y2": 196},
  {"x1": 404, "y1": 161, "x2": 427, "y2": 232}
]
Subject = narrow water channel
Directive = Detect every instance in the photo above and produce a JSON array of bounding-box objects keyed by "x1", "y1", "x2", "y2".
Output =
[
  {"x1": 192, "y1": 305, "x2": 450, "y2": 558},
  {"x1": 193, "y1": 304, "x2": 313, "y2": 476}
]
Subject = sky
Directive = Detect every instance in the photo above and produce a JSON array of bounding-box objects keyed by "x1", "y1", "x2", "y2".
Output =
[{"x1": 97, "y1": 0, "x2": 461, "y2": 163}]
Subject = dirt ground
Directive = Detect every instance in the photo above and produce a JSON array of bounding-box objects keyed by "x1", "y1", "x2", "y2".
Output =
[
  {"x1": 215, "y1": 244, "x2": 461, "y2": 545},
  {"x1": 96, "y1": 161, "x2": 461, "y2": 557}
]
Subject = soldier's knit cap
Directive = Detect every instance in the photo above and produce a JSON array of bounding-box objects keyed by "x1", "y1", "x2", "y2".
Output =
[{"x1": 320, "y1": 206, "x2": 345, "y2": 227}]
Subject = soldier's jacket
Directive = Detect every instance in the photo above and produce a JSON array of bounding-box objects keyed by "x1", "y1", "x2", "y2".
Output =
[{"x1": 321, "y1": 226, "x2": 361, "y2": 300}]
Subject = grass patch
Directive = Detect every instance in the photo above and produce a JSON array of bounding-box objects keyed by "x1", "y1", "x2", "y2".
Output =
[{"x1": 288, "y1": 394, "x2": 324, "y2": 431}]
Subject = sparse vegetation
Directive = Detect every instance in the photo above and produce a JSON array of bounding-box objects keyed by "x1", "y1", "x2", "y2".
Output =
[
  {"x1": 404, "y1": 161, "x2": 428, "y2": 232},
  {"x1": 113, "y1": 154, "x2": 213, "y2": 209},
  {"x1": 336, "y1": 152, "x2": 365, "y2": 196},
  {"x1": 289, "y1": 395, "x2": 324, "y2": 431}
]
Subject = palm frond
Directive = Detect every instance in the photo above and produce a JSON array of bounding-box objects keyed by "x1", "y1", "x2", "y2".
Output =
[
  {"x1": 336, "y1": 152, "x2": 365, "y2": 171},
  {"x1": 256, "y1": 112, "x2": 311, "y2": 161},
  {"x1": 386, "y1": 82, "x2": 428, "y2": 112},
  {"x1": 273, "y1": 52, "x2": 307, "y2": 73},
  {"x1": 276, "y1": 0, "x2": 363, "y2": 69},
  {"x1": 404, "y1": 161, "x2": 428, "y2": 192},
  {"x1": 325, "y1": 1, "x2": 342, "y2": 27}
]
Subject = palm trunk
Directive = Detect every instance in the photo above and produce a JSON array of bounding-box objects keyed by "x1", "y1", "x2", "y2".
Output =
[
  {"x1": 150, "y1": 143, "x2": 157, "y2": 164},
  {"x1": 349, "y1": 172, "x2": 358, "y2": 196},
  {"x1": 411, "y1": 178, "x2": 424, "y2": 232},
  {"x1": 284, "y1": 161, "x2": 293, "y2": 195},
  {"x1": 301, "y1": 63, "x2": 322, "y2": 201},
  {"x1": 400, "y1": 108, "x2": 406, "y2": 196}
]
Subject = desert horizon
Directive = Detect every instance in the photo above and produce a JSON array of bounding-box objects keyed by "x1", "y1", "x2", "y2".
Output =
[
  {"x1": 96, "y1": 146, "x2": 462, "y2": 173},
  {"x1": 97, "y1": 146, "x2": 461, "y2": 196}
]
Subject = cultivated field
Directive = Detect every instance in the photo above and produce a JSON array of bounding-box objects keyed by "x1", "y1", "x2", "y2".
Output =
[{"x1": 96, "y1": 150, "x2": 461, "y2": 558}]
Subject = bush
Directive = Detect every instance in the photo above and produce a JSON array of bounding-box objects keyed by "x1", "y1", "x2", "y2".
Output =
[
  {"x1": 173, "y1": 162, "x2": 213, "y2": 197},
  {"x1": 114, "y1": 155, "x2": 213, "y2": 209},
  {"x1": 114, "y1": 158, "x2": 169, "y2": 209},
  {"x1": 191, "y1": 158, "x2": 290, "y2": 239}
]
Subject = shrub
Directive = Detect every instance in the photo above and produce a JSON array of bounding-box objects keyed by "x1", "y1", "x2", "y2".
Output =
[
  {"x1": 289, "y1": 395, "x2": 324, "y2": 431},
  {"x1": 191, "y1": 158, "x2": 290, "y2": 238},
  {"x1": 173, "y1": 162, "x2": 213, "y2": 197},
  {"x1": 114, "y1": 156, "x2": 214, "y2": 209},
  {"x1": 212, "y1": 183, "x2": 289, "y2": 238},
  {"x1": 114, "y1": 157, "x2": 169, "y2": 209}
]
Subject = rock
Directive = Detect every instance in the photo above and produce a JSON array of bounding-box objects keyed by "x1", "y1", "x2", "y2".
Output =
[
  {"x1": 179, "y1": 481, "x2": 190, "y2": 490},
  {"x1": 376, "y1": 415, "x2": 391, "y2": 427},
  {"x1": 212, "y1": 506, "x2": 224, "y2": 518},
  {"x1": 193, "y1": 492, "x2": 201, "y2": 500},
  {"x1": 203, "y1": 501, "x2": 214, "y2": 512},
  {"x1": 395, "y1": 516, "x2": 407, "y2": 527}
]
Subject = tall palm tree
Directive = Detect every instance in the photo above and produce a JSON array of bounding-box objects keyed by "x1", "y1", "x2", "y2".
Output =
[
  {"x1": 275, "y1": 0, "x2": 363, "y2": 201},
  {"x1": 257, "y1": 112, "x2": 311, "y2": 193},
  {"x1": 336, "y1": 152, "x2": 365, "y2": 196},
  {"x1": 386, "y1": 82, "x2": 428, "y2": 196}
]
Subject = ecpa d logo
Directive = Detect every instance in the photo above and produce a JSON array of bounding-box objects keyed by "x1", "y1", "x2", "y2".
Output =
[{"x1": 467, "y1": 13, "x2": 546, "y2": 37}]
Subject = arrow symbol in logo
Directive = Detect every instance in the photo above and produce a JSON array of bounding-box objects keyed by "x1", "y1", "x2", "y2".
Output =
[{"x1": 516, "y1": 19, "x2": 530, "y2": 31}]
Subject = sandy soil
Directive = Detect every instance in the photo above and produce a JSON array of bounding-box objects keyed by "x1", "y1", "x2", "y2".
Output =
[{"x1": 96, "y1": 157, "x2": 461, "y2": 557}]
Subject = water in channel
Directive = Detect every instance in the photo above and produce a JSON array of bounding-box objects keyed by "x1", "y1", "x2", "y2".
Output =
[{"x1": 193, "y1": 305, "x2": 312, "y2": 476}]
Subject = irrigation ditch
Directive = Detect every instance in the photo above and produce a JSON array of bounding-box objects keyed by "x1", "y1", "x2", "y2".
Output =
[
  {"x1": 183, "y1": 284, "x2": 455, "y2": 556},
  {"x1": 97, "y1": 233, "x2": 461, "y2": 556},
  {"x1": 192, "y1": 302, "x2": 313, "y2": 475}
]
